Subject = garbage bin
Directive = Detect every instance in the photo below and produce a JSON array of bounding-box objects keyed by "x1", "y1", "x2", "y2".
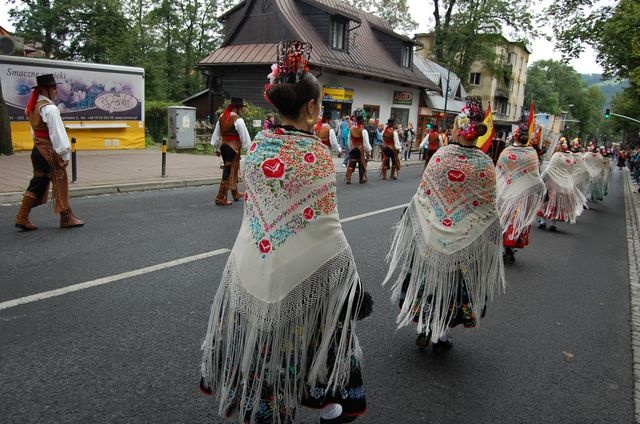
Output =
[{"x1": 167, "y1": 106, "x2": 196, "y2": 149}]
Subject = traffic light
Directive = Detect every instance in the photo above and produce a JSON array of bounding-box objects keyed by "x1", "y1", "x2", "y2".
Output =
[
  {"x1": 426, "y1": 123, "x2": 432, "y2": 129},
  {"x1": 605, "y1": 108, "x2": 610, "y2": 119}
]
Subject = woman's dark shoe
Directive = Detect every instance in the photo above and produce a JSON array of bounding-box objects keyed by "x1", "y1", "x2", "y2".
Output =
[
  {"x1": 320, "y1": 414, "x2": 358, "y2": 424},
  {"x1": 549, "y1": 225, "x2": 557, "y2": 232},
  {"x1": 415, "y1": 332, "x2": 430, "y2": 351},
  {"x1": 432, "y1": 337, "x2": 454, "y2": 352}
]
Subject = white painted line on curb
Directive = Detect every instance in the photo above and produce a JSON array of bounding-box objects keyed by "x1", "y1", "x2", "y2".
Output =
[
  {"x1": 340, "y1": 203, "x2": 408, "y2": 223},
  {"x1": 0, "y1": 248, "x2": 231, "y2": 311},
  {"x1": 1, "y1": 202, "x2": 408, "y2": 311}
]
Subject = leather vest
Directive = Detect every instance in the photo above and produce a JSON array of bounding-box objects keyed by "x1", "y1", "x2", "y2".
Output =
[
  {"x1": 220, "y1": 112, "x2": 240, "y2": 141},
  {"x1": 382, "y1": 127, "x2": 395, "y2": 146},
  {"x1": 350, "y1": 127, "x2": 363, "y2": 145},
  {"x1": 428, "y1": 132, "x2": 440, "y2": 150},
  {"x1": 317, "y1": 125, "x2": 331, "y2": 148},
  {"x1": 29, "y1": 99, "x2": 52, "y2": 136}
]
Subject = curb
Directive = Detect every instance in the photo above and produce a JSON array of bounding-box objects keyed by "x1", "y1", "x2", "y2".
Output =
[
  {"x1": 0, "y1": 160, "x2": 425, "y2": 205},
  {"x1": 623, "y1": 168, "x2": 640, "y2": 424}
]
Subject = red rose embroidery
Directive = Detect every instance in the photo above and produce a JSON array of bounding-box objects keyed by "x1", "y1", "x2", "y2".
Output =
[
  {"x1": 506, "y1": 178, "x2": 512, "y2": 184},
  {"x1": 523, "y1": 169, "x2": 528, "y2": 174},
  {"x1": 472, "y1": 200, "x2": 480, "y2": 207},
  {"x1": 425, "y1": 188, "x2": 432, "y2": 195},
  {"x1": 447, "y1": 170, "x2": 466, "y2": 183},
  {"x1": 274, "y1": 128, "x2": 284, "y2": 135},
  {"x1": 249, "y1": 142, "x2": 257, "y2": 152},
  {"x1": 565, "y1": 159, "x2": 571, "y2": 164},
  {"x1": 303, "y1": 152, "x2": 316, "y2": 164},
  {"x1": 442, "y1": 218, "x2": 453, "y2": 227},
  {"x1": 303, "y1": 207, "x2": 315, "y2": 220},
  {"x1": 435, "y1": 157, "x2": 441, "y2": 164},
  {"x1": 258, "y1": 239, "x2": 272, "y2": 254},
  {"x1": 479, "y1": 171, "x2": 486, "y2": 178},
  {"x1": 458, "y1": 155, "x2": 467, "y2": 161},
  {"x1": 508, "y1": 153, "x2": 517, "y2": 161},
  {"x1": 261, "y1": 157, "x2": 286, "y2": 179},
  {"x1": 244, "y1": 192, "x2": 249, "y2": 201}
]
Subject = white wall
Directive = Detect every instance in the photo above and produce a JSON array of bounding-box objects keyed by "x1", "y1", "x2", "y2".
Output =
[{"x1": 319, "y1": 73, "x2": 421, "y2": 125}]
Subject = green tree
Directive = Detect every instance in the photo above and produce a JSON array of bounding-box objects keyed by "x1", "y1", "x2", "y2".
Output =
[
  {"x1": 610, "y1": 88, "x2": 640, "y2": 142},
  {"x1": 346, "y1": 0, "x2": 417, "y2": 34}
]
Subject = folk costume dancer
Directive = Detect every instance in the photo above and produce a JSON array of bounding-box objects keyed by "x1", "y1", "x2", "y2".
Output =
[
  {"x1": 496, "y1": 123, "x2": 546, "y2": 264},
  {"x1": 383, "y1": 97, "x2": 505, "y2": 352},
  {"x1": 211, "y1": 97, "x2": 252, "y2": 206},
  {"x1": 537, "y1": 139, "x2": 585, "y2": 231},
  {"x1": 583, "y1": 147, "x2": 606, "y2": 202},
  {"x1": 15, "y1": 73, "x2": 84, "y2": 231},
  {"x1": 314, "y1": 111, "x2": 342, "y2": 155},
  {"x1": 570, "y1": 141, "x2": 590, "y2": 207},
  {"x1": 346, "y1": 116, "x2": 372, "y2": 184},
  {"x1": 200, "y1": 41, "x2": 369, "y2": 424},
  {"x1": 419, "y1": 127, "x2": 442, "y2": 169},
  {"x1": 380, "y1": 119, "x2": 401, "y2": 180}
]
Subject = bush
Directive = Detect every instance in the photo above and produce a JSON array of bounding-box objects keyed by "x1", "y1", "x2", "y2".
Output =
[{"x1": 146, "y1": 100, "x2": 178, "y2": 143}]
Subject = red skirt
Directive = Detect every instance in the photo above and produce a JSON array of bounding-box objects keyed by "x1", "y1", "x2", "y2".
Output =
[{"x1": 503, "y1": 224, "x2": 530, "y2": 248}]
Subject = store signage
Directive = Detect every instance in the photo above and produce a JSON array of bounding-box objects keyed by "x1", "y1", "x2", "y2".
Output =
[
  {"x1": 393, "y1": 91, "x2": 413, "y2": 105},
  {"x1": 322, "y1": 86, "x2": 354, "y2": 103}
]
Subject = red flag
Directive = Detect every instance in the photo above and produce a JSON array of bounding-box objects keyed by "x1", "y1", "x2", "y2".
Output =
[{"x1": 527, "y1": 100, "x2": 535, "y2": 141}]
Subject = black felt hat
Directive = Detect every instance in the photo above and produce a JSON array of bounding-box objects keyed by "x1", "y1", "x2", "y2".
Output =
[
  {"x1": 230, "y1": 97, "x2": 244, "y2": 107},
  {"x1": 33, "y1": 74, "x2": 58, "y2": 88},
  {"x1": 386, "y1": 118, "x2": 395, "y2": 126}
]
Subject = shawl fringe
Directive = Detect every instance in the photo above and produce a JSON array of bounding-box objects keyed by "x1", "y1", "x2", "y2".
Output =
[
  {"x1": 201, "y1": 248, "x2": 362, "y2": 424},
  {"x1": 498, "y1": 182, "x2": 546, "y2": 239},
  {"x1": 383, "y1": 203, "x2": 505, "y2": 343}
]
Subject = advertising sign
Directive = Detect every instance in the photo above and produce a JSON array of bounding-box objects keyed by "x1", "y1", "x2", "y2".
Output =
[
  {"x1": 393, "y1": 91, "x2": 413, "y2": 105},
  {"x1": 322, "y1": 86, "x2": 354, "y2": 103},
  {"x1": 0, "y1": 58, "x2": 144, "y2": 121}
]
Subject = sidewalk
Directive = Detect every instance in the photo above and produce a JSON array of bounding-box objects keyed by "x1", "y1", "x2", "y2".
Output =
[{"x1": 0, "y1": 147, "x2": 425, "y2": 204}]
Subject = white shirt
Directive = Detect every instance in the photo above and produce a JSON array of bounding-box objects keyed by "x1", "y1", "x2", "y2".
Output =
[
  {"x1": 37, "y1": 96, "x2": 71, "y2": 161},
  {"x1": 393, "y1": 131, "x2": 402, "y2": 150},
  {"x1": 419, "y1": 133, "x2": 443, "y2": 150},
  {"x1": 210, "y1": 116, "x2": 252, "y2": 152},
  {"x1": 319, "y1": 124, "x2": 342, "y2": 154}
]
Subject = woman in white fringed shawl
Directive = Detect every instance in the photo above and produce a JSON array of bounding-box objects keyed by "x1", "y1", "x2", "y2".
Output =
[
  {"x1": 496, "y1": 123, "x2": 546, "y2": 264},
  {"x1": 583, "y1": 146, "x2": 607, "y2": 202},
  {"x1": 199, "y1": 41, "x2": 369, "y2": 424},
  {"x1": 383, "y1": 97, "x2": 505, "y2": 352}
]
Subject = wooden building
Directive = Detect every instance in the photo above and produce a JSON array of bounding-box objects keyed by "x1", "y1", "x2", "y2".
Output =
[{"x1": 198, "y1": 0, "x2": 439, "y2": 126}]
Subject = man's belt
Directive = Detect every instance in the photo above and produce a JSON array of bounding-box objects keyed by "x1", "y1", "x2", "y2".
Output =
[
  {"x1": 33, "y1": 129, "x2": 50, "y2": 139},
  {"x1": 222, "y1": 135, "x2": 241, "y2": 142}
]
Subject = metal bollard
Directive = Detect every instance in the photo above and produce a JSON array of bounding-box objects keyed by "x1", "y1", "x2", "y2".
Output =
[
  {"x1": 71, "y1": 137, "x2": 77, "y2": 182},
  {"x1": 161, "y1": 138, "x2": 167, "y2": 177}
]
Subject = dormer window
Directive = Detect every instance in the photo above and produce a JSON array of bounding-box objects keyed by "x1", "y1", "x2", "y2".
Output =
[
  {"x1": 331, "y1": 17, "x2": 348, "y2": 51},
  {"x1": 401, "y1": 43, "x2": 412, "y2": 68}
]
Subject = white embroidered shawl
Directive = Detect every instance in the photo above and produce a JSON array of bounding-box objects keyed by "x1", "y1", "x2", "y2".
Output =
[
  {"x1": 572, "y1": 152, "x2": 591, "y2": 199},
  {"x1": 583, "y1": 151, "x2": 606, "y2": 201},
  {"x1": 201, "y1": 128, "x2": 362, "y2": 423},
  {"x1": 384, "y1": 144, "x2": 505, "y2": 342},
  {"x1": 496, "y1": 145, "x2": 546, "y2": 239},
  {"x1": 540, "y1": 151, "x2": 585, "y2": 223}
]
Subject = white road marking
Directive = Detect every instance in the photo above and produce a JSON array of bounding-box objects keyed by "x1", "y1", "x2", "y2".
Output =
[
  {"x1": 340, "y1": 203, "x2": 408, "y2": 223},
  {"x1": 1, "y1": 203, "x2": 408, "y2": 311},
  {"x1": 0, "y1": 248, "x2": 230, "y2": 311}
]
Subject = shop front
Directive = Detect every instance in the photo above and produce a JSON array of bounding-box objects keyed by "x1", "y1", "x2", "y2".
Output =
[{"x1": 322, "y1": 86, "x2": 354, "y2": 120}]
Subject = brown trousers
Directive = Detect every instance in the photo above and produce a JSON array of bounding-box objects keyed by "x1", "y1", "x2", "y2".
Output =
[{"x1": 25, "y1": 137, "x2": 70, "y2": 213}]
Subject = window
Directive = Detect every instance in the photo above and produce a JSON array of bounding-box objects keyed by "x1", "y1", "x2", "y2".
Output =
[
  {"x1": 469, "y1": 72, "x2": 481, "y2": 86},
  {"x1": 401, "y1": 43, "x2": 412, "y2": 68},
  {"x1": 506, "y1": 78, "x2": 513, "y2": 90},
  {"x1": 497, "y1": 100, "x2": 507, "y2": 115},
  {"x1": 331, "y1": 18, "x2": 347, "y2": 51},
  {"x1": 390, "y1": 107, "x2": 409, "y2": 127}
]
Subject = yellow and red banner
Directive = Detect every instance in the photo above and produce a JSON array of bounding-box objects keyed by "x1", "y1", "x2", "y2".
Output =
[
  {"x1": 527, "y1": 100, "x2": 535, "y2": 142},
  {"x1": 476, "y1": 102, "x2": 495, "y2": 153}
]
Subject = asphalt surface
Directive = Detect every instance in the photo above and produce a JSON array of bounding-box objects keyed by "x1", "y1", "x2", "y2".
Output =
[{"x1": 0, "y1": 167, "x2": 634, "y2": 424}]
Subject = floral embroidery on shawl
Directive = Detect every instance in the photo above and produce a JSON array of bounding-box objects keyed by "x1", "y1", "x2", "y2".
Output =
[{"x1": 243, "y1": 129, "x2": 336, "y2": 255}]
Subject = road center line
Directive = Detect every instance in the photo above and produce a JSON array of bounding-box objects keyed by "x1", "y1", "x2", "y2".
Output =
[
  {"x1": 340, "y1": 203, "x2": 408, "y2": 223},
  {"x1": 1, "y1": 203, "x2": 408, "y2": 312},
  {"x1": 0, "y1": 248, "x2": 231, "y2": 311}
]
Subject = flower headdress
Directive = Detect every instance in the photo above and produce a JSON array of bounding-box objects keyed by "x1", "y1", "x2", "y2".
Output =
[
  {"x1": 264, "y1": 40, "x2": 312, "y2": 104},
  {"x1": 513, "y1": 123, "x2": 529, "y2": 145},
  {"x1": 455, "y1": 96, "x2": 483, "y2": 141}
]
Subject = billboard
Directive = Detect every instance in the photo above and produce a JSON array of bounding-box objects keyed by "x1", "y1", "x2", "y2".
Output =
[{"x1": 1, "y1": 58, "x2": 143, "y2": 122}]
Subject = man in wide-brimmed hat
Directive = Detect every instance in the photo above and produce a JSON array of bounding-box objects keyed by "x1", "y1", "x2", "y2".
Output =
[
  {"x1": 15, "y1": 73, "x2": 84, "y2": 231},
  {"x1": 380, "y1": 118, "x2": 402, "y2": 180},
  {"x1": 210, "y1": 97, "x2": 251, "y2": 206}
]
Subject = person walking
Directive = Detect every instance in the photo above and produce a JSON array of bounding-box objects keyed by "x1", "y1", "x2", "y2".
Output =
[
  {"x1": 340, "y1": 117, "x2": 351, "y2": 166},
  {"x1": 210, "y1": 97, "x2": 252, "y2": 206},
  {"x1": 262, "y1": 112, "x2": 275, "y2": 130},
  {"x1": 419, "y1": 126, "x2": 442, "y2": 169},
  {"x1": 15, "y1": 73, "x2": 84, "y2": 231},
  {"x1": 200, "y1": 40, "x2": 369, "y2": 424},
  {"x1": 402, "y1": 122, "x2": 415, "y2": 161},
  {"x1": 380, "y1": 119, "x2": 401, "y2": 180},
  {"x1": 314, "y1": 110, "x2": 342, "y2": 155},
  {"x1": 383, "y1": 97, "x2": 505, "y2": 351},
  {"x1": 345, "y1": 115, "x2": 372, "y2": 184}
]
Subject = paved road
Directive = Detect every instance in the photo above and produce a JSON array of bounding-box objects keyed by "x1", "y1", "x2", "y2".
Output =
[{"x1": 0, "y1": 167, "x2": 633, "y2": 423}]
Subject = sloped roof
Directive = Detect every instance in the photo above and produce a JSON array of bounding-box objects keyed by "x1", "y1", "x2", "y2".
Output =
[
  {"x1": 413, "y1": 54, "x2": 467, "y2": 113},
  {"x1": 200, "y1": 0, "x2": 438, "y2": 90}
]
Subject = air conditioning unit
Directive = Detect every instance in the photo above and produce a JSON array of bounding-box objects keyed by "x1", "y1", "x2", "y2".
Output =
[{"x1": 0, "y1": 35, "x2": 25, "y2": 56}]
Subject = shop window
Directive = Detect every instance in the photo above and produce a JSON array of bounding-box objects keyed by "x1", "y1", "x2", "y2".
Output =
[
  {"x1": 469, "y1": 72, "x2": 481, "y2": 86},
  {"x1": 390, "y1": 107, "x2": 409, "y2": 127},
  {"x1": 331, "y1": 18, "x2": 347, "y2": 51}
]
